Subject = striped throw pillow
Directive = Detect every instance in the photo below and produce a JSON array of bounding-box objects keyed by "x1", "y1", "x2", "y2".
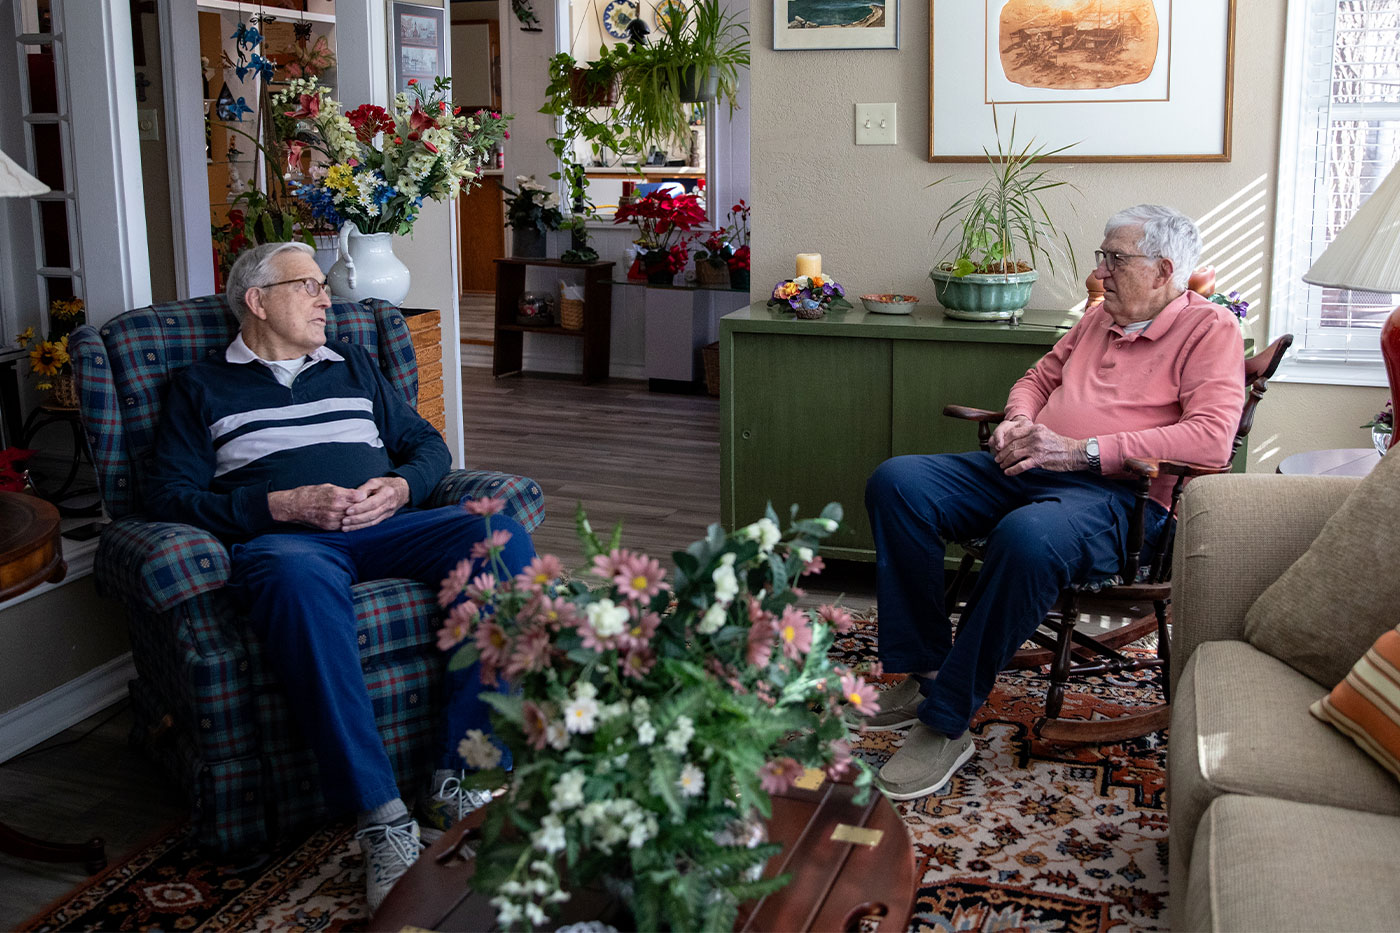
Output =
[{"x1": 1311, "y1": 626, "x2": 1400, "y2": 780}]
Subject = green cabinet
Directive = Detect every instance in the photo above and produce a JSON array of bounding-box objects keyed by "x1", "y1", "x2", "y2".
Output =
[{"x1": 720, "y1": 304, "x2": 1074, "y2": 561}]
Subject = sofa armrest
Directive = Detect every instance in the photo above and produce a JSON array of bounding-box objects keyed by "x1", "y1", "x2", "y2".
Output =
[
  {"x1": 426, "y1": 469, "x2": 545, "y2": 533},
  {"x1": 1170, "y1": 473, "x2": 1360, "y2": 694},
  {"x1": 95, "y1": 517, "x2": 232, "y2": 613}
]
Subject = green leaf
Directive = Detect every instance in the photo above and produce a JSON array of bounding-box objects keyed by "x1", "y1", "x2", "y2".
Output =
[{"x1": 446, "y1": 642, "x2": 480, "y2": 673}]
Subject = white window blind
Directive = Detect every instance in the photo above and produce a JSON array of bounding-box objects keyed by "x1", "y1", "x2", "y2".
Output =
[{"x1": 1272, "y1": 0, "x2": 1400, "y2": 382}]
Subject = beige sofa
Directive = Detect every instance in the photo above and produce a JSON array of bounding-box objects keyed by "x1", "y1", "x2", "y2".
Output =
[{"x1": 1168, "y1": 472, "x2": 1400, "y2": 932}]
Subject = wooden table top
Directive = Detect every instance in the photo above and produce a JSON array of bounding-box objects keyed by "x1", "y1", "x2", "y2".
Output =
[{"x1": 0, "y1": 490, "x2": 66, "y2": 601}]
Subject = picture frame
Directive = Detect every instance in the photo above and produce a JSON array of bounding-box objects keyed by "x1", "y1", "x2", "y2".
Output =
[
  {"x1": 929, "y1": 0, "x2": 1235, "y2": 162},
  {"x1": 390, "y1": 1, "x2": 447, "y2": 95},
  {"x1": 773, "y1": 0, "x2": 898, "y2": 50}
]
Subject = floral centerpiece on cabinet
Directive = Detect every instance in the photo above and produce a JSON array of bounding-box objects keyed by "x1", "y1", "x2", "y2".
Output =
[
  {"x1": 768, "y1": 275, "x2": 852, "y2": 320},
  {"x1": 16, "y1": 297, "x2": 85, "y2": 407},
  {"x1": 614, "y1": 188, "x2": 707, "y2": 284},
  {"x1": 436, "y1": 501, "x2": 878, "y2": 930},
  {"x1": 271, "y1": 76, "x2": 512, "y2": 303}
]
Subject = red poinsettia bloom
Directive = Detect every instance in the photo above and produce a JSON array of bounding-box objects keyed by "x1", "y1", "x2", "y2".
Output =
[
  {"x1": 728, "y1": 245, "x2": 751, "y2": 271},
  {"x1": 614, "y1": 190, "x2": 707, "y2": 253}
]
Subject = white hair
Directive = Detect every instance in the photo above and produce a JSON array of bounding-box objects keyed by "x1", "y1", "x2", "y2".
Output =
[
  {"x1": 225, "y1": 241, "x2": 316, "y2": 322},
  {"x1": 1104, "y1": 204, "x2": 1202, "y2": 290}
]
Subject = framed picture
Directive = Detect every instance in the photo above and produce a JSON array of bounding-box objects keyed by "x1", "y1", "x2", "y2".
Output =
[
  {"x1": 929, "y1": 0, "x2": 1235, "y2": 161},
  {"x1": 773, "y1": 0, "x2": 898, "y2": 50},
  {"x1": 390, "y1": 1, "x2": 446, "y2": 95}
]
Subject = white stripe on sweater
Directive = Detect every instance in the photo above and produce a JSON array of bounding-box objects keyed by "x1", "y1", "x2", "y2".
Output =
[
  {"x1": 208, "y1": 397, "x2": 375, "y2": 441},
  {"x1": 213, "y1": 419, "x2": 385, "y2": 477}
]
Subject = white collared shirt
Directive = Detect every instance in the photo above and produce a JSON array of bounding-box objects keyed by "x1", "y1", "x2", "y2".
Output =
[{"x1": 226, "y1": 333, "x2": 344, "y2": 388}]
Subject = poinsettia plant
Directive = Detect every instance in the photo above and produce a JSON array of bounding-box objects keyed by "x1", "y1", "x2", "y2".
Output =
[
  {"x1": 435, "y1": 500, "x2": 877, "y2": 931},
  {"x1": 615, "y1": 189, "x2": 707, "y2": 274},
  {"x1": 0, "y1": 447, "x2": 35, "y2": 493}
]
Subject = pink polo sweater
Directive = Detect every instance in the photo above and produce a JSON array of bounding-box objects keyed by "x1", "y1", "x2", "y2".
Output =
[{"x1": 1003, "y1": 290, "x2": 1245, "y2": 508}]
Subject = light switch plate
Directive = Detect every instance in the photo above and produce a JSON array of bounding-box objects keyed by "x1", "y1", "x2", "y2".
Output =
[
  {"x1": 855, "y1": 102, "x2": 897, "y2": 145},
  {"x1": 137, "y1": 108, "x2": 160, "y2": 142}
]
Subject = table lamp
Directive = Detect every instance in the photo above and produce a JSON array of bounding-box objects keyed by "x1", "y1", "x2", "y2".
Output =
[{"x1": 1301, "y1": 163, "x2": 1400, "y2": 451}]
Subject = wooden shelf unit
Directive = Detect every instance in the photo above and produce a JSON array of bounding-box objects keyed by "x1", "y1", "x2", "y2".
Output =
[{"x1": 492, "y1": 258, "x2": 615, "y2": 385}]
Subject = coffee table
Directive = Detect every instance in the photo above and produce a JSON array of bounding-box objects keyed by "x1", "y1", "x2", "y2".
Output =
[{"x1": 374, "y1": 774, "x2": 915, "y2": 931}]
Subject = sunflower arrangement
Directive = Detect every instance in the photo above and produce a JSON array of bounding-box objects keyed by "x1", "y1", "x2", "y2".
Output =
[{"x1": 17, "y1": 297, "x2": 84, "y2": 393}]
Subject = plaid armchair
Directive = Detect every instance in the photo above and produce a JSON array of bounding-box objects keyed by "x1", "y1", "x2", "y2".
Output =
[{"x1": 68, "y1": 295, "x2": 544, "y2": 853}]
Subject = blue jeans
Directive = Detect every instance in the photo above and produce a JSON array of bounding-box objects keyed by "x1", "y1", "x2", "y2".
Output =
[
  {"x1": 227, "y1": 505, "x2": 535, "y2": 813},
  {"x1": 865, "y1": 451, "x2": 1168, "y2": 738}
]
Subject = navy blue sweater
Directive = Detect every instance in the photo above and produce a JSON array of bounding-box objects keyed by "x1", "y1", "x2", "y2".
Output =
[{"x1": 145, "y1": 343, "x2": 450, "y2": 539}]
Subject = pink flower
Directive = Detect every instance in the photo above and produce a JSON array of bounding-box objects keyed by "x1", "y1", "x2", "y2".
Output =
[
  {"x1": 620, "y1": 647, "x2": 656, "y2": 679},
  {"x1": 475, "y1": 619, "x2": 510, "y2": 681},
  {"x1": 522, "y1": 700, "x2": 551, "y2": 750},
  {"x1": 825, "y1": 739, "x2": 855, "y2": 780},
  {"x1": 515, "y1": 554, "x2": 565, "y2": 592},
  {"x1": 777, "y1": 606, "x2": 812, "y2": 661},
  {"x1": 525, "y1": 593, "x2": 578, "y2": 630},
  {"x1": 284, "y1": 92, "x2": 320, "y2": 119},
  {"x1": 463, "y1": 496, "x2": 506, "y2": 516},
  {"x1": 840, "y1": 673, "x2": 881, "y2": 717},
  {"x1": 435, "y1": 600, "x2": 478, "y2": 651},
  {"x1": 620, "y1": 610, "x2": 660, "y2": 651},
  {"x1": 437, "y1": 557, "x2": 473, "y2": 608},
  {"x1": 578, "y1": 619, "x2": 619, "y2": 654},
  {"x1": 466, "y1": 573, "x2": 498, "y2": 601},
  {"x1": 506, "y1": 626, "x2": 552, "y2": 678},
  {"x1": 590, "y1": 547, "x2": 636, "y2": 579},
  {"x1": 470, "y1": 528, "x2": 513, "y2": 560},
  {"x1": 818, "y1": 605, "x2": 855, "y2": 635},
  {"x1": 759, "y1": 757, "x2": 802, "y2": 794},
  {"x1": 746, "y1": 613, "x2": 776, "y2": 668},
  {"x1": 801, "y1": 554, "x2": 825, "y2": 576},
  {"x1": 614, "y1": 553, "x2": 667, "y2": 601}
]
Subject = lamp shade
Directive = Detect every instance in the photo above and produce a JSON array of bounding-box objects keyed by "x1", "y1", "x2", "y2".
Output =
[
  {"x1": 1303, "y1": 163, "x2": 1400, "y2": 294},
  {"x1": 0, "y1": 148, "x2": 48, "y2": 198}
]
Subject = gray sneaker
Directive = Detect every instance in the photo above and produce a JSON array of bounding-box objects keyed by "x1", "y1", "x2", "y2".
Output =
[
  {"x1": 864, "y1": 676, "x2": 926, "y2": 730},
  {"x1": 877, "y1": 725, "x2": 976, "y2": 800},
  {"x1": 355, "y1": 818, "x2": 421, "y2": 913}
]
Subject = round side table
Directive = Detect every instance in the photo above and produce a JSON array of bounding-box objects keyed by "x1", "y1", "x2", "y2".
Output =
[{"x1": 1276, "y1": 447, "x2": 1381, "y2": 477}]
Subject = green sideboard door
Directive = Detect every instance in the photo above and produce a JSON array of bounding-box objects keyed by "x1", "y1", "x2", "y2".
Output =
[{"x1": 720, "y1": 303, "x2": 1072, "y2": 561}]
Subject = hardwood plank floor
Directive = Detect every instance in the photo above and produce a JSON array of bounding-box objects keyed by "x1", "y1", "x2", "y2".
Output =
[{"x1": 0, "y1": 368, "x2": 877, "y2": 928}]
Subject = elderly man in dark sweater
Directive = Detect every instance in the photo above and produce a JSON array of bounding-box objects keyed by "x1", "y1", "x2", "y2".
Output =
[{"x1": 145, "y1": 241, "x2": 534, "y2": 911}]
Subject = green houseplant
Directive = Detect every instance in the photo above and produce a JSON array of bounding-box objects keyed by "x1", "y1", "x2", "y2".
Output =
[{"x1": 928, "y1": 111, "x2": 1078, "y2": 321}]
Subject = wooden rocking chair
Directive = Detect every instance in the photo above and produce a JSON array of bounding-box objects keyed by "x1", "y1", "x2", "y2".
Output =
[{"x1": 942, "y1": 331, "x2": 1293, "y2": 743}]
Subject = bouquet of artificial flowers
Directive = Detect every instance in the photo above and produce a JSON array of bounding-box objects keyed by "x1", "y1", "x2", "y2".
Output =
[
  {"x1": 436, "y1": 500, "x2": 877, "y2": 931},
  {"x1": 1208, "y1": 290, "x2": 1249, "y2": 320},
  {"x1": 768, "y1": 275, "x2": 852, "y2": 319},
  {"x1": 272, "y1": 76, "x2": 512, "y2": 235}
]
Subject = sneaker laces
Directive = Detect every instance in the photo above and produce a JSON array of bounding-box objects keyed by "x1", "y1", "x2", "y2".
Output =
[
  {"x1": 435, "y1": 774, "x2": 493, "y2": 820},
  {"x1": 355, "y1": 820, "x2": 420, "y2": 883}
]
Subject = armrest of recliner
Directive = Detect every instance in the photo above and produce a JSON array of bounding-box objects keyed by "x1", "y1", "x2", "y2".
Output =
[
  {"x1": 426, "y1": 469, "x2": 545, "y2": 533},
  {"x1": 95, "y1": 518, "x2": 232, "y2": 614},
  {"x1": 1169, "y1": 473, "x2": 1359, "y2": 694}
]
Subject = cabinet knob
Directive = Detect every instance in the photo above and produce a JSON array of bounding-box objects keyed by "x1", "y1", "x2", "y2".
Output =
[{"x1": 741, "y1": 430, "x2": 751, "y2": 439}]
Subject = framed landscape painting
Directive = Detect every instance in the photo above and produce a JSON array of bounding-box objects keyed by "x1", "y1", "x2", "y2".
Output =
[
  {"x1": 774, "y1": 0, "x2": 899, "y2": 50},
  {"x1": 929, "y1": 0, "x2": 1235, "y2": 161},
  {"x1": 390, "y1": 1, "x2": 446, "y2": 94}
]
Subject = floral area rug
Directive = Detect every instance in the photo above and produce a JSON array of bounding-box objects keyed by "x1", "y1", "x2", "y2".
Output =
[
  {"x1": 832, "y1": 615, "x2": 1169, "y2": 933},
  {"x1": 22, "y1": 616, "x2": 1167, "y2": 933}
]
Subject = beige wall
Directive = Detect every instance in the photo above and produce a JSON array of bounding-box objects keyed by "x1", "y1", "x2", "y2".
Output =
[
  {"x1": 750, "y1": 2, "x2": 1391, "y2": 467},
  {"x1": 0, "y1": 579, "x2": 128, "y2": 712}
]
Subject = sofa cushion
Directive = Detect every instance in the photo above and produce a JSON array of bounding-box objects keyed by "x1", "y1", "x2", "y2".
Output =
[
  {"x1": 1169, "y1": 640, "x2": 1400, "y2": 886},
  {"x1": 1244, "y1": 450, "x2": 1400, "y2": 688},
  {"x1": 1184, "y1": 794, "x2": 1400, "y2": 932},
  {"x1": 1311, "y1": 626, "x2": 1400, "y2": 780}
]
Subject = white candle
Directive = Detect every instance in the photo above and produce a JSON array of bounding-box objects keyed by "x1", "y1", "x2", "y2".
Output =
[{"x1": 795, "y1": 252, "x2": 822, "y2": 278}]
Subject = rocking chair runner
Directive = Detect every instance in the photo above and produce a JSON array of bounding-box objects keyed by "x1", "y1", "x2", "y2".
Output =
[{"x1": 943, "y1": 331, "x2": 1293, "y2": 744}]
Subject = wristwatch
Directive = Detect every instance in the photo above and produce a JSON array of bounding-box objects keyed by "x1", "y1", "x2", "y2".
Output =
[{"x1": 1085, "y1": 437, "x2": 1101, "y2": 473}]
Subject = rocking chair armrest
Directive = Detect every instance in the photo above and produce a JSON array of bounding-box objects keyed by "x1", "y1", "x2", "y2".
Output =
[
  {"x1": 942, "y1": 405, "x2": 1006, "y2": 423},
  {"x1": 1122, "y1": 457, "x2": 1232, "y2": 480}
]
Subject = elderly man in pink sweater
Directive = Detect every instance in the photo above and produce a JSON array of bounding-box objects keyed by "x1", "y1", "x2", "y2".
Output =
[{"x1": 864, "y1": 204, "x2": 1244, "y2": 800}]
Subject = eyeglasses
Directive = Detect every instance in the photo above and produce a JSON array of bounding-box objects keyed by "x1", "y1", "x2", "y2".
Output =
[
  {"x1": 1094, "y1": 249, "x2": 1157, "y2": 272},
  {"x1": 260, "y1": 277, "x2": 330, "y2": 298}
]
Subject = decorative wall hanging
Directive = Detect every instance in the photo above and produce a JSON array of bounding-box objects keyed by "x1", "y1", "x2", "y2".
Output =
[
  {"x1": 604, "y1": 0, "x2": 640, "y2": 39},
  {"x1": 512, "y1": 0, "x2": 543, "y2": 32},
  {"x1": 928, "y1": 0, "x2": 1235, "y2": 162},
  {"x1": 389, "y1": 1, "x2": 447, "y2": 94},
  {"x1": 773, "y1": 0, "x2": 898, "y2": 49}
]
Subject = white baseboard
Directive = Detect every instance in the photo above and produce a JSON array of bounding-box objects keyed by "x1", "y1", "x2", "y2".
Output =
[{"x1": 0, "y1": 652, "x2": 135, "y2": 764}]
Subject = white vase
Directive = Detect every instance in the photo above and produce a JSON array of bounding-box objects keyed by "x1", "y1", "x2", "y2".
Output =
[{"x1": 327, "y1": 223, "x2": 410, "y2": 305}]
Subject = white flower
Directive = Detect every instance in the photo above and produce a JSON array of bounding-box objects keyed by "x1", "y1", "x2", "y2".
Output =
[
  {"x1": 678, "y1": 762, "x2": 705, "y2": 797},
  {"x1": 493, "y1": 899, "x2": 523, "y2": 926},
  {"x1": 564, "y1": 694, "x2": 600, "y2": 733},
  {"x1": 698, "y1": 601, "x2": 727, "y2": 634},
  {"x1": 500, "y1": 880, "x2": 526, "y2": 896},
  {"x1": 631, "y1": 697, "x2": 650, "y2": 717},
  {"x1": 525, "y1": 903, "x2": 548, "y2": 925},
  {"x1": 665, "y1": 715, "x2": 694, "y2": 754},
  {"x1": 712, "y1": 553, "x2": 739, "y2": 604},
  {"x1": 601, "y1": 701, "x2": 629, "y2": 722},
  {"x1": 575, "y1": 680, "x2": 598, "y2": 701},
  {"x1": 817, "y1": 517, "x2": 839, "y2": 531},
  {"x1": 797, "y1": 546, "x2": 814, "y2": 563},
  {"x1": 532, "y1": 814, "x2": 567, "y2": 854},
  {"x1": 551, "y1": 769, "x2": 586, "y2": 811},
  {"x1": 456, "y1": 729, "x2": 502, "y2": 769},
  {"x1": 515, "y1": 174, "x2": 531, "y2": 185},
  {"x1": 636, "y1": 720, "x2": 656, "y2": 745},
  {"x1": 741, "y1": 518, "x2": 782, "y2": 554},
  {"x1": 586, "y1": 598, "x2": 629, "y2": 637},
  {"x1": 546, "y1": 721, "x2": 571, "y2": 750}
]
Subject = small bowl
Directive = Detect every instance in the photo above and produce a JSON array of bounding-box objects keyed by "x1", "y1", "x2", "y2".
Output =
[{"x1": 861, "y1": 293, "x2": 919, "y2": 314}]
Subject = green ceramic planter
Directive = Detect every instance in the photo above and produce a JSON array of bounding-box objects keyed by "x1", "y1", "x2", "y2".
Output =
[{"x1": 929, "y1": 267, "x2": 1039, "y2": 321}]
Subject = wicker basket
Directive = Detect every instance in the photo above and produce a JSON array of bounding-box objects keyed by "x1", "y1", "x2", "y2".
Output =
[
  {"x1": 702, "y1": 341, "x2": 720, "y2": 397},
  {"x1": 559, "y1": 284, "x2": 584, "y2": 331},
  {"x1": 50, "y1": 371, "x2": 80, "y2": 408}
]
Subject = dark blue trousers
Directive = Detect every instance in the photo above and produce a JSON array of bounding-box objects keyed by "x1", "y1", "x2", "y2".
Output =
[
  {"x1": 865, "y1": 451, "x2": 1167, "y2": 739},
  {"x1": 228, "y1": 505, "x2": 535, "y2": 813}
]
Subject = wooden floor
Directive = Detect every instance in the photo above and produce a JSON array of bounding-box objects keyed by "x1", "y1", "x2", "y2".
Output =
[{"x1": 0, "y1": 367, "x2": 877, "y2": 927}]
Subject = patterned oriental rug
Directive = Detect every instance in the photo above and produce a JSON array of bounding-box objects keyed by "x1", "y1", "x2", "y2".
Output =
[{"x1": 21, "y1": 616, "x2": 1168, "y2": 933}]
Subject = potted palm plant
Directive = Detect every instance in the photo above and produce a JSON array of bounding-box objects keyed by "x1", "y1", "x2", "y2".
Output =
[{"x1": 928, "y1": 111, "x2": 1078, "y2": 321}]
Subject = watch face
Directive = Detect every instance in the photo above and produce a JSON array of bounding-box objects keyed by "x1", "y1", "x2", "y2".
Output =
[{"x1": 603, "y1": 0, "x2": 639, "y2": 38}]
